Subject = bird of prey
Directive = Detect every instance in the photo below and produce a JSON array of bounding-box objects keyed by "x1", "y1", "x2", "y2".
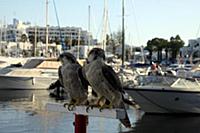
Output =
[
  {"x1": 58, "y1": 52, "x2": 89, "y2": 110},
  {"x1": 48, "y1": 66, "x2": 65, "y2": 99},
  {"x1": 83, "y1": 48, "x2": 132, "y2": 128}
]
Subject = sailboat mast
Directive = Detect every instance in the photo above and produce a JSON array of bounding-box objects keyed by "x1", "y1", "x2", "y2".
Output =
[
  {"x1": 77, "y1": 28, "x2": 80, "y2": 60},
  {"x1": 0, "y1": 20, "x2": 2, "y2": 55},
  {"x1": 101, "y1": 0, "x2": 108, "y2": 51},
  {"x1": 34, "y1": 25, "x2": 37, "y2": 56},
  {"x1": 88, "y1": 5, "x2": 91, "y2": 47},
  {"x1": 45, "y1": 0, "x2": 49, "y2": 56},
  {"x1": 122, "y1": 0, "x2": 125, "y2": 67}
]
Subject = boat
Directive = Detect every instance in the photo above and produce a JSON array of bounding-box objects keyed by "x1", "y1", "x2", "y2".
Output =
[
  {"x1": 0, "y1": 56, "x2": 26, "y2": 68},
  {"x1": 0, "y1": 57, "x2": 60, "y2": 100},
  {"x1": 133, "y1": 115, "x2": 200, "y2": 133},
  {"x1": 190, "y1": 64, "x2": 200, "y2": 79},
  {"x1": 124, "y1": 75, "x2": 200, "y2": 114}
]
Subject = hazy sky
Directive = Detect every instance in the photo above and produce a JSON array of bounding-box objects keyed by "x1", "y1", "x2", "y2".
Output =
[{"x1": 0, "y1": 0, "x2": 200, "y2": 46}]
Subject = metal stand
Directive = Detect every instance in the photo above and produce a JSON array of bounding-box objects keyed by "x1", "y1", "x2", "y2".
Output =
[{"x1": 74, "y1": 114, "x2": 88, "y2": 133}]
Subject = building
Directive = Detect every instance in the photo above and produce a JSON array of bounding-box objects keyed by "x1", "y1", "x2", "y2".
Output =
[
  {"x1": 0, "y1": 18, "x2": 30, "y2": 42},
  {"x1": 180, "y1": 38, "x2": 200, "y2": 64},
  {"x1": 0, "y1": 18, "x2": 97, "y2": 46},
  {"x1": 26, "y1": 26, "x2": 96, "y2": 46},
  {"x1": 0, "y1": 18, "x2": 98, "y2": 56}
]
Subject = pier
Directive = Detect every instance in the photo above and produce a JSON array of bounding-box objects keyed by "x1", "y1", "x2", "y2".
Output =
[{"x1": 32, "y1": 93, "x2": 129, "y2": 133}]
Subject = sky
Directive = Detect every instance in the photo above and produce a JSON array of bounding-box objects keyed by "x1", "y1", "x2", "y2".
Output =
[{"x1": 0, "y1": 0, "x2": 200, "y2": 46}]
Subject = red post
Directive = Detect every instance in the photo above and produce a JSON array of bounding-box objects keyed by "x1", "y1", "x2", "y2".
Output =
[{"x1": 74, "y1": 114, "x2": 88, "y2": 133}]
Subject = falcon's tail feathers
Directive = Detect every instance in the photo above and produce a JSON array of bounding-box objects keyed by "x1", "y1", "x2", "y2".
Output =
[
  {"x1": 122, "y1": 95, "x2": 136, "y2": 107},
  {"x1": 119, "y1": 102, "x2": 132, "y2": 128}
]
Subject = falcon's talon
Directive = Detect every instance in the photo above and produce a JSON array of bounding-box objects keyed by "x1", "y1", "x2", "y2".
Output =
[
  {"x1": 68, "y1": 104, "x2": 75, "y2": 111},
  {"x1": 63, "y1": 103, "x2": 68, "y2": 108},
  {"x1": 86, "y1": 106, "x2": 91, "y2": 113},
  {"x1": 99, "y1": 107, "x2": 104, "y2": 112}
]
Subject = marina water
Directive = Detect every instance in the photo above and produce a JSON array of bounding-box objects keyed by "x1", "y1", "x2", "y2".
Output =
[
  {"x1": 1, "y1": 99, "x2": 200, "y2": 133},
  {"x1": 0, "y1": 100, "x2": 139, "y2": 133}
]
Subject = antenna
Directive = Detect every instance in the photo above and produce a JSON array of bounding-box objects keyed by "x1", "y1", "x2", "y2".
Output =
[
  {"x1": 34, "y1": 24, "x2": 37, "y2": 56},
  {"x1": 45, "y1": 0, "x2": 49, "y2": 56},
  {"x1": 0, "y1": 20, "x2": 2, "y2": 55},
  {"x1": 77, "y1": 29, "x2": 81, "y2": 60},
  {"x1": 88, "y1": 5, "x2": 91, "y2": 50},
  {"x1": 122, "y1": 0, "x2": 125, "y2": 67},
  {"x1": 88, "y1": 5, "x2": 91, "y2": 33},
  {"x1": 196, "y1": 24, "x2": 200, "y2": 37}
]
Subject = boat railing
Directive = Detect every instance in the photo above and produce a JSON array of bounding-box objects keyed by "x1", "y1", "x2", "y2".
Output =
[
  {"x1": 137, "y1": 75, "x2": 177, "y2": 86},
  {"x1": 171, "y1": 78, "x2": 200, "y2": 90},
  {"x1": 137, "y1": 75, "x2": 200, "y2": 90}
]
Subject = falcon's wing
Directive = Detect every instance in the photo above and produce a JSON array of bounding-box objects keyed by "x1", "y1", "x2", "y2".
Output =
[
  {"x1": 78, "y1": 67, "x2": 89, "y2": 91},
  {"x1": 102, "y1": 64, "x2": 124, "y2": 93},
  {"x1": 58, "y1": 66, "x2": 64, "y2": 87}
]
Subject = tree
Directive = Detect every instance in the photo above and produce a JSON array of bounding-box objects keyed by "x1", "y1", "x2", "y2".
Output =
[
  {"x1": 106, "y1": 31, "x2": 122, "y2": 55},
  {"x1": 106, "y1": 34, "x2": 110, "y2": 46},
  {"x1": 21, "y1": 34, "x2": 28, "y2": 42},
  {"x1": 64, "y1": 37, "x2": 70, "y2": 49},
  {"x1": 72, "y1": 39, "x2": 77, "y2": 46},
  {"x1": 146, "y1": 40, "x2": 155, "y2": 62},
  {"x1": 80, "y1": 38, "x2": 85, "y2": 45},
  {"x1": 146, "y1": 38, "x2": 168, "y2": 62},
  {"x1": 112, "y1": 31, "x2": 122, "y2": 45},
  {"x1": 29, "y1": 35, "x2": 35, "y2": 44},
  {"x1": 169, "y1": 35, "x2": 184, "y2": 60},
  {"x1": 54, "y1": 37, "x2": 60, "y2": 45}
]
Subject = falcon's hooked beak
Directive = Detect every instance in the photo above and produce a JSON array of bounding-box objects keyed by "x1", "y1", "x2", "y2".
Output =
[
  {"x1": 86, "y1": 59, "x2": 89, "y2": 64},
  {"x1": 57, "y1": 53, "x2": 64, "y2": 61}
]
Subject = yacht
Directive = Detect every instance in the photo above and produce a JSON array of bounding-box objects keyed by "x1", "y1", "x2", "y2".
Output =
[
  {"x1": 0, "y1": 56, "x2": 26, "y2": 68},
  {"x1": 124, "y1": 75, "x2": 200, "y2": 114},
  {"x1": 0, "y1": 57, "x2": 60, "y2": 100}
]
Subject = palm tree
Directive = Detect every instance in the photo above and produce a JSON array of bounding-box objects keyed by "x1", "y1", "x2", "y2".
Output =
[
  {"x1": 29, "y1": 35, "x2": 35, "y2": 44},
  {"x1": 146, "y1": 38, "x2": 168, "y2": 63},
  {"x1": 169, "y1": 35, "x2": 184, "y2": 60},
  {"x1": 146, "y1": 40, "x2": 154, "y2": 63},
  {"x1": 64, "y1": 37, "x2": 70, "y2": 49},
  {"x1": 21, "y1": 34, "x2": 28, "y2": 43}
]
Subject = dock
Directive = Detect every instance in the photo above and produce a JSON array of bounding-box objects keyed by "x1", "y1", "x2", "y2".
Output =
[{"x1": 32, "y1": 93, "x2": 130, "y2": 133}]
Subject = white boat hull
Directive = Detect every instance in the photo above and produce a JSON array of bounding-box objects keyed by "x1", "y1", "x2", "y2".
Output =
[
  {"x1": 125, "y1": 87, "x2": 200, "y2": 114},
  {"x1": 0, "y1": 75, "x2": 57, "y2": 100},
  {"x1": 0, "y1": 76, "x2": 57, "y2": 90}
]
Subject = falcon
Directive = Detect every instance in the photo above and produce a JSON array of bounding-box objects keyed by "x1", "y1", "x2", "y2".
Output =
[
  {"x1": 48, "y1": 66, "x2": 65, "y2": 99},
  {"x1": 83, "y1": 48, "x2": 132, "y2": 128},
  {"x1": 58, "y1": 52, "x2": 89, "y2": 110}
]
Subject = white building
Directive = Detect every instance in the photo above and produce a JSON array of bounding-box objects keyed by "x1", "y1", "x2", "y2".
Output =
[
  {"x1": 180, "y1": 38, "x2": 200, "y2": 64},
  {"x1": 26, "y1": 26, "x2": 96, "y2": 46},
  {"x1": 1, "y1": 18, "x2": 30, "y2": 42},
  {"x1": 0, "y1": 18, "x2": 97, "y2": 46}
]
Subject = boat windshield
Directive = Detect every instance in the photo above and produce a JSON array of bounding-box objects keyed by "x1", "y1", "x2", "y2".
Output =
[
  {"x1": 137, "y1": 75, "x2": 200, "y2": 90},
  {"x1": 171, "y1": 78, "x2": 200, "y2": 90},
  {"x1": 23, "y1": 58, "x2": 44, "y2": 68},
  {"x1": 137, "y1": 75, "x2": 177, "y2": 86},
  {"x1": 22, "y1": 58, "x2": 60, "y2": 69}
]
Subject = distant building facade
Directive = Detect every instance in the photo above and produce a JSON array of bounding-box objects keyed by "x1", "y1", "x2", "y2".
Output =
[
  {"x1": 0, "y1": 18, "x2": 97, "y2": 46},
  {"x1": 180, "y1": 38, "x2": 200, "y2": 63},
  {"x1": 26, "y1": 26, "x2": 96, "y2": 46},
  {"x1": 0, "y1": 18, "x2": 30, "y2": 42}
]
